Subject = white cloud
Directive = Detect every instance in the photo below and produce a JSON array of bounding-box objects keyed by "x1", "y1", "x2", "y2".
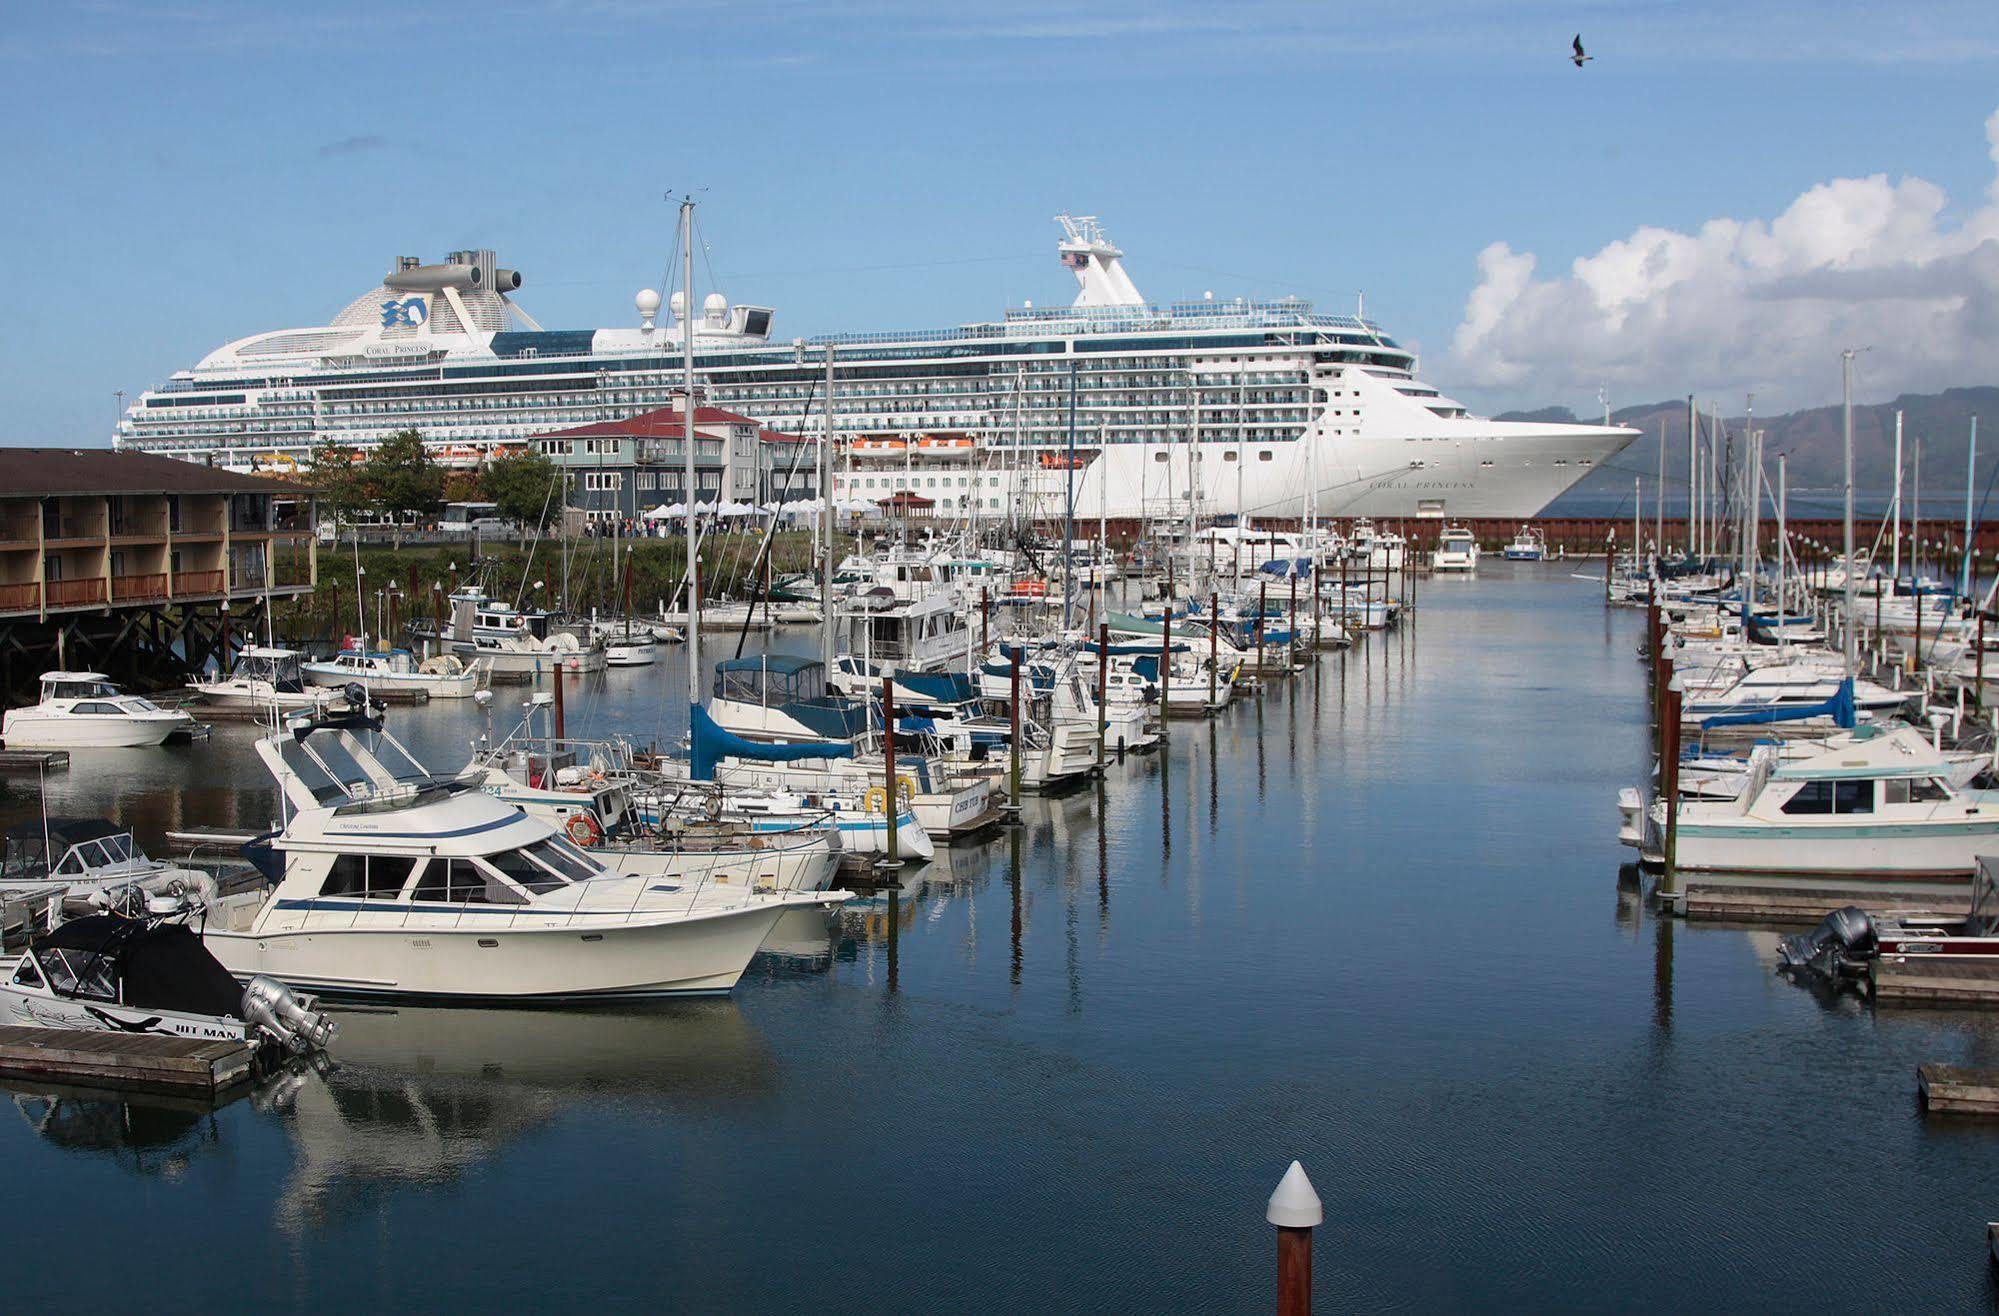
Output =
[{"x1": 1448, "y1": 107, "x2": 1999, "y2": 409}]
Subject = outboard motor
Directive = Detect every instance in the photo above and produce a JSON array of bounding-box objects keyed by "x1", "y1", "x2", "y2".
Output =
[
  {"x1": 242, "y1": 975, "x2": 338, "y2": 1053},
  {"x1": 1777, "y1": 905, "x2": 1877, "y2": 981}
]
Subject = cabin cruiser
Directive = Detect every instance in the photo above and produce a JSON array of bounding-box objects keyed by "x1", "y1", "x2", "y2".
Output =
[
  {"x1": 593, "y1": 618, "x2": 658, "y2": 667},
  {"x1": 1345, "y1": 519, "x2": 1406, "y2": 570},
  {"x1": 2, "y1": 910, "x2": 335, "y2": 1052},
  {"x1": 303, "y1": 646, "x2": 483, "y2": 698},
  {"x1": 1430, "y1": 526, "x2": 1479, "y2": 573},
  {"x1": 196, "y1": 698, "x2": 845, "y2": 1000},
  {"x1": 837, "y1": 586, "x2": 975, "y2": 674},
  {"x1": 192, "y1": 646, "x2": 329, "y2": 712},
  {"x1": 1628, "y1": 723, "x2": 1999, "y2": 877},
  {"x1": 2, "y1": 672, "x2": 194, "y2": 749},
  {"x1": 1501, "y1": 526, "x2": 1548, "y2": 561}
]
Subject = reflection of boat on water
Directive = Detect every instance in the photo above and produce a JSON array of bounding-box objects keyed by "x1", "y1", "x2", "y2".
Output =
[
  {"x1": 758, "y1": 904, "x2": 839, "y2": 964},
  {"x1": 7, "y1": 1078, "x2": 229, "y2": 1175},
  {"x1": 274, "y1": 1001, "x2": 776, "y2": 1229}
]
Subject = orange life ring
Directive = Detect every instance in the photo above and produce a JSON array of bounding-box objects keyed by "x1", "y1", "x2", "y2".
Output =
[{"x1": 565, "y1": 812, "x2": 605, "y2": 847}]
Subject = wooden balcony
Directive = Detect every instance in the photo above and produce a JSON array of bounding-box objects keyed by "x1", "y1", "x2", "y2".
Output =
[
  {"x1": 0, "y1": 582, "x2": 39, "y2": 614},
  {"x1": 111, "y1": 573, "x2": 170, "y2": 604},
  {"x1": 46, "y1": 578, "x2": 106, "y2": 608},
  {"x1": 173, "y1": 569, "x2": 225, "y2": 596}
]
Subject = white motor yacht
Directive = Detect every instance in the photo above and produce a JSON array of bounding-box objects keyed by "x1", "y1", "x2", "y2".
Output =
[
  {"x1": 1627, "y1": 723, "x2": 1999, "y2": 877},
  {"x1": 199, "y1": 704, "x2": 843, "y2": 1000},
  {"x1": 2, "y1": 672, "x2": 194, "y2": 748},
  {"x1": 1430, "y1": 525, "x2": 1479, "y2": 573}
]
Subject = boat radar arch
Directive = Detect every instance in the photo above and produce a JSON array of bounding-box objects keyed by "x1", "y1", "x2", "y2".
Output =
[{"x1": 1056, "y1": 214, "x2": 1145, "y2": 309}]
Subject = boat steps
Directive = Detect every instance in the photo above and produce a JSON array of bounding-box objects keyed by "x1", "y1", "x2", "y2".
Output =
[{"x1": 0, "y1": 1024, "x2": 256, "y2": 1096}]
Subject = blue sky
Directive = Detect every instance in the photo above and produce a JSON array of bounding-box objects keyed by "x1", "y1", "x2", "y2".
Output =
[{"x1": 4, "y1": 0, "x2": 1999, "y2": 441}]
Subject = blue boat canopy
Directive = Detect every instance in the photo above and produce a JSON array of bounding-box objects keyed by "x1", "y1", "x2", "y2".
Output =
[
  {"x1": 1700, "y1": 679, "x2": 1857, "y2": 731},
  {"x1": 689, "y1": 704, "x2": 854, "y2": 780}
]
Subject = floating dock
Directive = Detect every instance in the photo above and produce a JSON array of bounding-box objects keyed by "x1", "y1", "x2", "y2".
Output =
[
  {"x1": 0, "y1": 749, "x2": 68, "y2": 773},
  {"x1": 1917, "y1": 1064, "x2": 1999, "y2": 1115},
  {"x1": 1680, "y1": 881, "x2": 1971, "y2": 925},
  {"x1": 1874, "y1": 958, "x2": 1999, "y2": 1007},
  {"x1": 0, "y1": 1025, "x2": 255, "y2": 1096}
]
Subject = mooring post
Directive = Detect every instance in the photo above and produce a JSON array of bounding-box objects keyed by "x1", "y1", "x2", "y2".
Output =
[
  {"x1": 1978, "y1": 611, "x2": 1988, "y2": 709},
  {"x1": 1660, "y1": 677, "x2": 1683, "y2": 903},
  {"x1": 1267, "y1": 1160, "x2": 1321, "y2": 1316},
  {"x1": 552, "y1": 660, "x2": 565, "y2": 740},
  {"x1": 882, "y1": 673, "x2": 900, "y2": 869},
  {"x1": 1096, "y1": 622, "x2": 1109, "y2": 769},
  {"x1": 1161, "y1": 591, "x2": 1174, "y2": 725},
  {"x1": 1210, "y1": 590, "x2": 1220, "y2": 712},
  {"x1": 1008, "y1": 651, "x2": 1023, "y2": 812},
  {"x1": 1256, "y1": 578, "x2": 1267, "y2": 679}
]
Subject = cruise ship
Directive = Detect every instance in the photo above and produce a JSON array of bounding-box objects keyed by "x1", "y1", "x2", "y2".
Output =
[{"x1": 116, "y1": 216, "x2": 1637, "y2": 520}]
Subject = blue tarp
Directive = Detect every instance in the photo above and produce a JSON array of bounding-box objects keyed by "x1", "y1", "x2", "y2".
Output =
[
  {"x1": 1256, "y1": 557, "x2": 1314, "y2": 578},
  {"x1": 892, "y1": 670, "x2": 978, "y2": 705},
  {"x1": 1700, "y1": 679, "x2": 1856, "y2": 731},
  {"x1": 689, "y1": 704, "x2": 855, "y2": 780}
]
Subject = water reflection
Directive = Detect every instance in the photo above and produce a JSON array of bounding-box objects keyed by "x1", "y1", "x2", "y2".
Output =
[
  {"x1": 5, "y1": 1079, "x2": 234, "y2": 1177},
  {"x1": 274, "y1": 1001, "x2": 775, "y2": 1231}
]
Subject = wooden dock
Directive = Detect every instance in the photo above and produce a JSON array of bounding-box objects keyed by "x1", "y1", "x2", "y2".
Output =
[
  {"x1": 0, "y1": 748, "x2": 68, "y2": 773},
  {"x1": 0, "y1": 1025, "x2": 255, "y2": 1096},
  {"x1": 1917, "y1": 1064, "x2": 1999, "y2": 1115},
  {"x1": 1873, "y1": 957, "x2": 1999, "y2": 1007},
  {"x1": 1679, "y1": 881, "x2": 1970, "y2": 926}
]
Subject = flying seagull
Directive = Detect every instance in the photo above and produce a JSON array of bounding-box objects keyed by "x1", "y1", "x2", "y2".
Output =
[{"x1": 1571, "y1": 34, "x2": 1592, "y2": 67}]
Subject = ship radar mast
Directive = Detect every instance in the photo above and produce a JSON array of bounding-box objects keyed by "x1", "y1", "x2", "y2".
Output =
[{"x1": 1055, "y1": 214, "x2": 1146, "y2": 308}]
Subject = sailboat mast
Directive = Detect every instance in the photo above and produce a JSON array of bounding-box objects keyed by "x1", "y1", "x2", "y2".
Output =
[
  {"x1": 1963, "y1": 416, "x2": 1978, "y2": 599},
  {"x1": 1841, "y1": 350, "x2": 1857, "y2": 681},
  {"x1": 822, "y1": 343, "x2": 836, "y2": 672},
  {"x1": 1685, "y1": 395, "x2": 1696, "y2": 556},
  {"x1": 1891, "y1": 410, "x2": 1904, "y2": 580},
  {"x1": 681, "y1": 195, "x2": 700, "y2": 705}
]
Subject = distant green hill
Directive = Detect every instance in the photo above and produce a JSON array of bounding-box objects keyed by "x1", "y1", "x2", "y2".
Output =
[{"x1": 1502, "y1": 387, "x2": 1999, "y2": 507}]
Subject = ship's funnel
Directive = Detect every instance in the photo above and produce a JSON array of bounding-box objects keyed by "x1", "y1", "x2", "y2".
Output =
[
  {"x1": 494, "y1": 268, "x2": 523, "y2": 292},
  {"x1": 385, "y1": 262, "x2": 483, "y2": 293}
]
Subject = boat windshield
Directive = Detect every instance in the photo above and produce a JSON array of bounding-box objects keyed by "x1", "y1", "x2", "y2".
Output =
[{"x1": 48, "y1": 680, "x2": 120, "y2": 699}]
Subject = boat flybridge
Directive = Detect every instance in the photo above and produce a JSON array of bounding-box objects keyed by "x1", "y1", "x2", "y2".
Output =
[
  {"x1": 2, "y1": 672, "x2": 195, "y2": 749},
  {"x1": 197, "y1": 692, "x2": 844, "y2": 1000}
]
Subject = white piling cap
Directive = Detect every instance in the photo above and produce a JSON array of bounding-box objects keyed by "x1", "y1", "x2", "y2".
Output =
[{"x1": 1266, "y1": 1160, "x2": 1323, "y2": 1228}]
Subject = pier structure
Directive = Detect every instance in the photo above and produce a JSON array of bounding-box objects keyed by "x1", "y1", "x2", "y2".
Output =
[{"x1": 0, "y1": 449, "x2": 316, "y2": 701}]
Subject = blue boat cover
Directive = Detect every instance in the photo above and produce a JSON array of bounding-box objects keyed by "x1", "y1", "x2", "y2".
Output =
[
  {"x1": 689, "y1": 704, "x2": 854, "y2": 780},
  {"x1": 1700, "y1": 679, "x2": 1856, "y2": 731},
  {"x1": 893, "y1": 670, "x2": 978, "y2": 704}
]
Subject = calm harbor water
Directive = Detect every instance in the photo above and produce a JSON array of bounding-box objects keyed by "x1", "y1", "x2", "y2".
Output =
[{"x1": 7, "y1": 566, "x2": 1999, "y2": 1311}]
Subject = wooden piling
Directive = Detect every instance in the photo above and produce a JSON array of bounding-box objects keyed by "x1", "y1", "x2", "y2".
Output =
[{"x1": 882, "y1": 673, "x2": 899, "y2": 867}]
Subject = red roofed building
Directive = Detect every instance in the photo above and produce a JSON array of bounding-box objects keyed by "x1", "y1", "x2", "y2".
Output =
[{"x1": 528, "y1": 391, "x2": 817, "y2": 523}]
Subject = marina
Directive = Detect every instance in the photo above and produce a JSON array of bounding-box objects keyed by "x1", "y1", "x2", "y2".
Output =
[
  {"x1": 7, "y1": 559, "x2": 1999, "y2": 1308},
  {"x1": 14, "y1": 3, "x2": 1999, "y2": 1303}
]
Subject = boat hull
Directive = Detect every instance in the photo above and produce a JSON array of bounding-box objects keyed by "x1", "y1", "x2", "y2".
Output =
[
  {"x1": 201, "y1": 900, "x2": 797, "y2": 1000},
  {"x1": 1, "y1": 710, "x2": 188, "y2": 748}
]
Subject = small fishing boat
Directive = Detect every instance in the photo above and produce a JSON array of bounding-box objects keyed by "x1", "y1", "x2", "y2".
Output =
[
  {"x1": 303, "y1": 647, "x2": 483, "y2": 698},
  {"x1": 192, "y1": 646, "x2": 329, "y2": 712},
  {"x1": 2, "y1": 672, "x2": 195, "y2": 749},
  {"x1": 1, "y1": 910, "x2": 335, "y2": 1053},
  {"x1": 1501, "y1": 525, "x2": 1547, "y2": 560}
]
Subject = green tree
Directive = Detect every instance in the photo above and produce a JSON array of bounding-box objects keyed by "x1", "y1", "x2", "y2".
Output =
[
  {"x1": 480, "y1": 448, "x2": 567, "y2": 540},
  {"x1": 358, "y1": 429, "x2": 444, "y2": 546},
  {"x1": 304, "y1": 438, "x2": 363, "y2": 522}
]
